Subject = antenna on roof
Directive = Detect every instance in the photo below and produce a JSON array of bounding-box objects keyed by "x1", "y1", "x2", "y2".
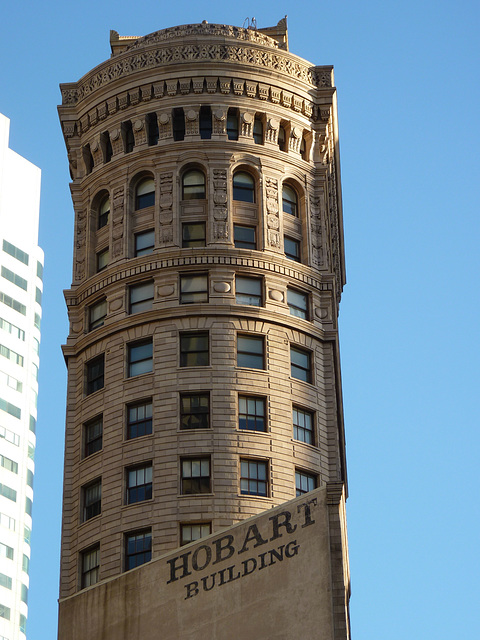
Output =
[{"x1": 242, "y1": 17, "x2": 257, "y2": 29}]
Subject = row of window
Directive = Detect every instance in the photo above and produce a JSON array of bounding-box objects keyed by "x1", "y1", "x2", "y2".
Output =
[
  {"x1": 88, "y1": 276, "x2": 309, "y2": 331},
  {"x1": 84, "y1": 107, "x2": 309, "y2": 174},
  {"x1": 83, "y1": 396, "x2": 315, "y2": 459},
  {"x1": 80, "y1": 463, "x2": 316, "y2": 588},
  {"x1": 85, "y1": 335, "x2": 312, "y2": 395},
  {"x1": 95, "y1": 225, "x2": 301, "y2": 273},
  {"x1": 95, "y1": 170, "x2": 300, "y2": 230},
  {"x1": 81, "y1": 459, "x2": 316, "y2": 522}
]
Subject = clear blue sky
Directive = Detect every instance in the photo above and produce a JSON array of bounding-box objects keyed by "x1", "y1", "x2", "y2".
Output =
[{"x1": 1, "y1": 1, "x2": 479, "y2": 638}]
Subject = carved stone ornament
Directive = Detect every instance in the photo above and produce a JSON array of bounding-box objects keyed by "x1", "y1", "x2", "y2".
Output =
[
  {"x1": 71, "y1": 321, "x2": 83, "y2": 334},
  {"x1": 159, "y1": 113, "x2": 170, "y2": 124},
  {"x1": 214, "y1": 109, "x2": 226, "y2": 120},
  {"x1": 213, "y1": 281, "x2": 231, "y2": 293},
  {"x1": 110, "y1": 128, "x2": 120, "y2": 141},
  {"x1": 111, "y1": 186, "x2": 125, "y2": 258},
  {"x1": 133, "y1": 119, "x2": 144, "y2": 131},
  {"x1": 157, "y1": 285, "x2": 175, "y2": 297},
  {"x1": 315, "y1": 307, "x2": 329, "y2": 320},
  {"x1": 213, "y1": 222, "x2": 228, "y2": 240},
  {"x1": 268, "y1": 289, "x2": 284, "y2": 302},
  {"x1": 212, "y1": 170, "x2": 228, "y2": 235},
  {"x1": 109, "y1": 297, "x2": 123, "y2": 312},
  {"x1": 74, "y1": 209, "x2": 86, "y2": 282},
  {"x1": 186, "y1": 109, "x2": 197, "y2": 121},
  {"x1": 265, "y1": 177, "x2": 281, "y2": 248},
  {"x1": 242, "y1": 112, "x2": 253, "y2": 124},
  {"x1": 159, "y1": 173, "x2": 174, "y2": 246}
]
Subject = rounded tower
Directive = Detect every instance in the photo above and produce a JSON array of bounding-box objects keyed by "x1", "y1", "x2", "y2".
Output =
[{"x1": 58, "y1": 19, "x2": 347, "y2": 598}]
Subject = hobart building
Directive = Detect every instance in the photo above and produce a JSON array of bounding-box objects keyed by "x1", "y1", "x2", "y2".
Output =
[{"x1": 57, "y1": 18, "x2": 351, "y2": 639}]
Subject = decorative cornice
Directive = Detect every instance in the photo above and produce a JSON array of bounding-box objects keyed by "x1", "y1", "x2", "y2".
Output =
[{"x1": 61, "y1": 43, "x2": 332, "y2": 106}]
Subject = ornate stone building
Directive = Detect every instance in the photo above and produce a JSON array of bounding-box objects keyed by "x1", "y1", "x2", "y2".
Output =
[{"x1": 57, "y1": 19, "x2": 350, "y2": 639}]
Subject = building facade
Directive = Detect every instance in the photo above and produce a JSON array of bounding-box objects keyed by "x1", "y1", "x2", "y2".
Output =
[
  {"x1": 0, "y1": 113, "x2": 43, "y2": 640},
  {"x1": 57, "y1": 19, "x2": 349, "y2": 638}
]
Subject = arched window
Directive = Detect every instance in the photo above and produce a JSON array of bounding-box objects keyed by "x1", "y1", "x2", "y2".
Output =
[
  {"x1": 282, "y1": 185, "x2": 298, "y2": 217},
  {"x1": 182, "y1": 170, "x2": 206, "y2": 200},
  {"x1": 233, "y1": 172, "x2": 255, "y2": 203},
  {"x1": 98, "y1": 195, "x2": 110, "y2": 229},
  {"x1": 135, "y1": 178, "x2": 155, "y2": 210}
]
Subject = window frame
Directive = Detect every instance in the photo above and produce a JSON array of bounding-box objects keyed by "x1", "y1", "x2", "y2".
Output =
[
  {"x1": 96, "y1": 247, "x2": 109, "y2": 272},
  {"x1": 227, "y1": 108, "x2": 239, "y2": 140},
  {"x1": 253, "y1": 117, "x2": 264, "y2": 145},
  {"x1": 180, "y1": 273, "x2": 208, "y2": 304},
  {"x1": 129, "y1": 281, "x2": 154, "y2": 314},
  {"x1": 135, "y1": 178, "x2": 155, "y2": 210},
  {"x1": 232, "y1": 171, "x2": 255, "y2": 203},
  {"x1": 240, "y1": 458, "x2": 268, "y2": 497},
  {"x1": 295, "y1": 469, "x2": 317, "y2": 496},
  {"x1": 126, "y1": 399, "x2": 153, "y2": 440},
  {"x1": 292, "y1": 406, "x2": 315, "y2": 445},
  {"x1": 287, "y1": 288, "x2": 308, "y2": 320},
  {"x1": 233, "y1": 225, "x2": 256, "y2": 250},
  {"x1": 282, "y1": 184, "x2": 298, "y2": 217},
  {"x1": 134, "y1": 229, "x2": 155, "y2": 257},
  {"x1": 237, "y1": 334, "x2": 265, "y2": 370},
  {"x1": 179, "y1": 332, "x2": 209, "y2": 367},
  {"x1": 88, "y1": 298, "x2": 107, "y2": 331},
  {"x1": 238, "y1": 395, "x2": 266, "y2": 432},
  {"x1": 86, "y1": 355, "x2": 104, "y2": 395},
  {"x1": 126, "y1": 463, "x2": 153, "y2": 505},
  {"x1": 290, "y1": 346, "x2": 312, "y2": 384},
  {"x1": 84, "y1": 415, "x2": 103, "y2": 457},
  {"x1": 98, "y1": 195, "x2": 110, "y2": 229},
  {"x1": 182, "y1": 170, "x2": 206, "y2": 200},
  {"x1": 180, "y1": 392, "x2": 210, "y2": 430},
  {"x1": 180, "y1": 522, "x2": 211, "y2": 546},
  {"x1": 125, "y1": 529, "x2": 152, "y2": 571},
  {"x1": 82, "y1": 479, "x2": 101, "y2": 522},
  {"x1": 127, "y1": 339, "x2": 153, "y2": 378},
  {"x1": 235, "y1": 276, "x2": 262, "y2": 306},
  {"x1": 81, "y1": 545, "x2": 100, "y2": 589},
  {"x1": 182, "y1": 222, "x2": 206, "y2": 248},
  {"x1": 181, "y1": 457, "x2": 211, "y2": 495},
  {"x1": 284, "y1": 236, "x2": 301, "y2": 262}
]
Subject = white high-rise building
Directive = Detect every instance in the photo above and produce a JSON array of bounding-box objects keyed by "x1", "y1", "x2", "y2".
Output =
[{"x1": 0, "y1": 113, "x2": 43, "y2": 640}]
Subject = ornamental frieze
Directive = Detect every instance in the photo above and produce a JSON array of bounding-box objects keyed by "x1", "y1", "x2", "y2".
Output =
[{"x1": 60, "y1": 43, "x2": 332, "y2": 106}]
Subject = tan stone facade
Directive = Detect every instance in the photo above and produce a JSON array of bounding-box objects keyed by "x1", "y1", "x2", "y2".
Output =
[{"x1": 58, "y1": 19, "x2": 349, "y2": 638}]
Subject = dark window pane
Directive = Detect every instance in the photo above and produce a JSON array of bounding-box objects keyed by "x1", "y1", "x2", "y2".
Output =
[
  {"x1": 236, "y1": 277, "x2": 261, "y2": 306},
  {"x1": 293, "y1": 407, "x2": 314, "y2": 444},
  {"x1": 86, "y1": 356, "x2": 104, "y2": 395},
  {"x1": 233, "y1": 172, "x2": 255, "y2": 202},
  {"x1": 127, "y1": 400, "x2": 153, "y2": 439},
  {"x1": 295, "y1": 471, "x2": 316, "y2": 496},
  {"x1": 135, "y1": 230, "x2": 154, "y2": 256},
  {"x1": 180, "y1": 333, "x2": 209, "y2": 367},
  {"x1": 125, "y1": 530, "x2": 152, "y2": 571},
  {"x1": 199, "y1": 106, "x2": 212, "y2": 140},
  {"x1": 284, "y1": 237, "x2": 300, "y2": 262},
  {"x1": 239, "y1": 396, "x2": 265, "y2": 431},
  {"x1": 287, "y1": 289, "x2": 308, "y2": 319},
  {"x1": 182, "y1": 223, "x2": 206, "y2": 248},
  {"x1": 135, "y1": 179, "x2": 155, "y2": 210},
  {"x1": 282, "y1": 185, "x2": 298, "y2": 216},
  {"x1": 85, "y1": 417, "x2": 103, "y2": 456},
  {"x1": 180, "y1": 274, "x2": 208, "y2": 303},
  {"x1": 180, "y1": 393, "x2": 209, "y2": 429},
  {"x1": 128, "y1": 340, "x2": 153, "y2": 377},
  {"x1": 234, "y1": 225, "x2": 256, "y2": 250},
  {"x1": 290, "y1": 347, "x2": 311, "y2": 383},
  {"x1": 237, "y1": 335, "x2": 264, "y2": 369}
]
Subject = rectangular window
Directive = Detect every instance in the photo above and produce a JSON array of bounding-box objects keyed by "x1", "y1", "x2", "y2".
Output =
[
  {"x1": 129, "y1": 281, "x2": 154, "y2": 314},
  {"x1": 235, "y1": 276, "x2": 262, "y2": 306},
  {"x1": 0, "y1": 455, "x2": 18, "y2": 474},
  {"x1": 180, "y1": 274, "x2": 208, "y2": 304},
  {"x1": 234, "y1": 225, "x2": 256, "y2": 250},
  {"x1": 290, "y1": 346, "x2": 312, "y2": 383},
  {"x1": 35, "y1": 287, "x2": 42, "y2": 305},
  {"x1": 96, "y1": 248, "x2": 109, "y2": 272},
  {"x1": 182, "y1": 222, "x2": 206, "y2": 248},
  {"x1": 21, "y1": 584, "x2": 28, "y2": 604},
  {"x1": 126, "y1": 464, "x2": 152, "y2": 504},
  {"x1": 0, "y1": 543, "x2": 14, "y2": 559},
  {"x1": 125, "y1": 530, "x2": 152, "y2": 571},
  {"x1": 3, "y1": 240, "x2": 28, "y2": 265},
  {"x1": 295, "y1": 470, "x2": 317, "y2": 496},
  {"x1": 293, "y1": 407, "x2": 314, "y2": 444},
  {"x1": 128, "y1": 339, "x2": 153, "y2": 377},
  {"x1": 86, "y1": 355, "x2": 104, "y2": 394},
  {"x1": 89, "y1": 299, "x2": 107, "y2": 330},
  {"x1": 1, "y1": 266, "x2": 28, "y2": 291},
  {"x1": 135, "y1": 230, "x2": 155, "y2": 257},
  {"x1": 287, "y1": 288, "x2": 308, "y2": 319},
  {"x1": 181, "y1": 458, "x2": 211, "y2": 494},
  {"x1": 81, "y1": 545, "x2": 99, "y2": 588},
  {"x1": 0, "y1": 398, "x2": 21, "y2": 419},
  {"x1": 34, "y1": 312, "x2": 41, "y2": 330},
  {"x1": 180, "y1": 332, "x2": 209, "y2": 367},
  {"x1": 0, "y1": 484, "x2": 16, "y2": 502},
  {"x1": 84, "y1": 416, "x2": 103, "y2": 457},
  {"x1": 0, "y1": 316, "x2": 25, "y2": 340},
  {"x1": 83, "y1": 480, "x2": 101, "y2": 521},
  {"x1": 0, "y1": 291, "x2": 26, "y2": 315},
  {"x1": 237, "y1": 335, "x2": 264, "y2": 369},
  {"x1": 180, "y1": 393, "x2": 209, "y2": 429},
  {"x1": 240, "y1": 459, "x2": 268, "y2": 497},
  {"x1": 0, "y1": 343, "x2": 23, "y2": 366},
  {"x1": 180, "y1": 523, "x2": 211, "y2": 546},
  {"x1": 0, "y1": 425, "x2": 20, "y2": 446},
  {"x1": 0, "y1": 604, "x2": 11, "y2": 621},
  {"x1": 0, "y1": 514, "x2": 15, "y2": 532},
  {"x1": 37, "y1": 261, "x2": 44, "y2": 280},
  {"x1": 0, "y1": 573, "x2": 12, "y2": 590},
  {"x1": 238, "y1": 396, "x2": 266, "y2": 432},
  {"x1": 22, "y1": 554, "x2": 29, "y2": 574},
  {"x1": 284, "y1": 236, "x2": 301, "y2": 262},
  {"x1": 127, "y1": 400, "x2": 152, "y2": 439}
]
